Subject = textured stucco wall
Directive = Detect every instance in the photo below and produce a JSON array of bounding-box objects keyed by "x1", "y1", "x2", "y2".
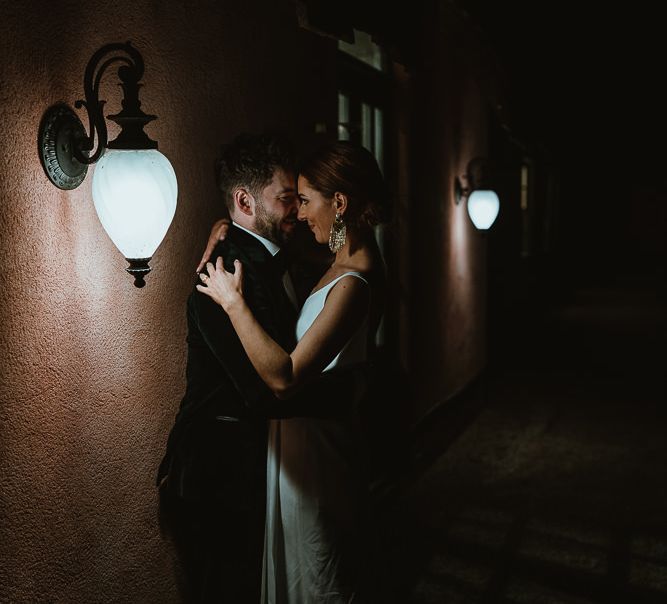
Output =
[
  {"x1": 410, "y1": 3, "x2": 493, "y2": 416},
  {"x1": 0, "y1": 0, "x2": 498, "y2": 598},
  {"x1": 0, "y1": 1, "x2": 332, "y2": 602}
]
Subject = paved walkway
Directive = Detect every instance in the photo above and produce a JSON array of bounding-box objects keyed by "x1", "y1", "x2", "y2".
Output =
[{"x1": 381, "y1": 279, "x2": 666, "y2": 603}]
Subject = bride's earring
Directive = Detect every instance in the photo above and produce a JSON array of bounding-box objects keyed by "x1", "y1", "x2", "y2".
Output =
[{"x1": 329, "y1": 212, "x2": 346, "y2": 253}]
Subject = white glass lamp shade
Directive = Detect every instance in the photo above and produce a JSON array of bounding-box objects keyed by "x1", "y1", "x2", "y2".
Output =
[
  {"x1": 467, "y1": 189, "x2": 500, "y2": 230},
  {"x1": 92, "y1": 149, "x2": 177, "y2": 260}
]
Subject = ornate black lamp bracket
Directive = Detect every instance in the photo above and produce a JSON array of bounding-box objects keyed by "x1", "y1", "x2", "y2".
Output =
[
  {"x1": 38, "y1": 104, "x2": 89, "y2": 190},
  {"x1": 38, "y1": 42, "x2": 157, "y2": 191}
]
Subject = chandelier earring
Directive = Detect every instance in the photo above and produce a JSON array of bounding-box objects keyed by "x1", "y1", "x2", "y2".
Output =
[{"x1": 329, "y1": 211, "x2": 347, "y2": 253}]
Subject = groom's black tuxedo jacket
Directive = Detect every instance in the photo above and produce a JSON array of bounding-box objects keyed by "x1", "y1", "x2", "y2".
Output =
[{"x1": 157, "y1": 225, "x2": 343, "y2": 503}]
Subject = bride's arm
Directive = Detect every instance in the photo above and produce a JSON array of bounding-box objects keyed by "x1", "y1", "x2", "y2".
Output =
[
  {"x1": 195, "y1": 217, "x2": 231, "y2": 273},
  {"x1": 197, "y1": 258, "x2": 368, "y2": 399}
]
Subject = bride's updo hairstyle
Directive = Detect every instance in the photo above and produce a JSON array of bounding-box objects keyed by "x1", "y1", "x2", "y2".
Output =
[{"x1": 298, "y1": 141, "x2": 386, "y2": 229}]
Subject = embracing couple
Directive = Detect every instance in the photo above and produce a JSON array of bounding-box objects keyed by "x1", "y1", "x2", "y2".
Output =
[{"x1": 157, "y1": 132, "x2": 387, "y2": 603}]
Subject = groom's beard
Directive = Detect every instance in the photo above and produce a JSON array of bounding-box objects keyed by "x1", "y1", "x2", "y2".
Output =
[{"x1": 254, "y1": 199, "x2": 290, "y2": 246}]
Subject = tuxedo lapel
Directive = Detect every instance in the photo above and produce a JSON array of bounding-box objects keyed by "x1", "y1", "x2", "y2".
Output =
[{"x1": 224, "y1": 226, "x2": 297, "y2": 351}]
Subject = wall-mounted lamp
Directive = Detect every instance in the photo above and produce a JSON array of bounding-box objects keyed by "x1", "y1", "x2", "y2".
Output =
[
  {"x1": 38, "y1": 42, "x2": 177, "y2": 287},
  {"x1": 454, "y1": 157, "x2": 500, "y2": 231}
]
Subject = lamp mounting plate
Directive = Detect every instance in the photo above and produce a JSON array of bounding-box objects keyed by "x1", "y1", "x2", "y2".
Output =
[
  {"x1": 454, "y1": 176, "x2": 468, "y2": 205},
  {"x1": 39, "y1": 104, "x2": 89, "y2": 190}
]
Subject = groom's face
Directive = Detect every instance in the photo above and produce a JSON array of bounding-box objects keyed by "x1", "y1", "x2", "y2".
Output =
[{"x1": 253, "y1": 168, "x2": 299, "y2": 245}]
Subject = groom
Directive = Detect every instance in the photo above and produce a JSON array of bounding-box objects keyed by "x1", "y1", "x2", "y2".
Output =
[{"x1": 157, "y1": 132, "x2": 333, "y2": 603}]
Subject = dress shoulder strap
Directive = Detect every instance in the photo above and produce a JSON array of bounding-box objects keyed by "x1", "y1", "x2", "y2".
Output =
[
  {"x1": 319, "y1": 271, "x2": 368, "y2": 294},
  {"x1": 305, "y1": 271, "x2": 369, "y2": 303},
  {"x1": 330, "y1": 271, "x2": 368, "y2": 286}
]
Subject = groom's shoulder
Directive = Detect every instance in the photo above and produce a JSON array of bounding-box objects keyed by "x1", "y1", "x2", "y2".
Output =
[
  {"x1": 209, "y1": 228, "x2": 245, "y2": 260},
  {"x1": 225, "y1": 227, "x2": 272, "y2": 266},
  {"x1": 206, "y1": 237, "x2": 265, "y2": 283},
  {"x1": 221, "y1": 225, "x2": 258, "y2": 256}
]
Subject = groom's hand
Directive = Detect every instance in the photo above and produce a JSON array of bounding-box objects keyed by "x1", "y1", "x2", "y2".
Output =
[{"x1": 196, "y1": 218, "x2": 231, "y2": 273}]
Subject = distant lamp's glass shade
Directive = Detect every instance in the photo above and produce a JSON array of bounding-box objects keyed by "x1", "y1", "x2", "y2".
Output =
[
  {"x1": 92, "y1": 149, "x2": 177, "y2": 260},
  {"x1": 467, "y1": 189, "x2": 500, "y2": 230}
]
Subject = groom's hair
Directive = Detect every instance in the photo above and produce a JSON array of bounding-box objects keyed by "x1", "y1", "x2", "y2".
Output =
[{"x1": 215, "y1": 132, "x2": 296, "y2": 213}]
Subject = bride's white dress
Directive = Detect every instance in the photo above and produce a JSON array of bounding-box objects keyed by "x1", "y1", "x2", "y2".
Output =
[{"x1": 261, "y1": 272, "x2": 370, "y2": 604}]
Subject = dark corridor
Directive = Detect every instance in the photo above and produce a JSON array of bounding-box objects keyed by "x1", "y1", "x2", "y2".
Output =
[{"x1": 382, "y1": 269, "x2": 666, "y2": 603}]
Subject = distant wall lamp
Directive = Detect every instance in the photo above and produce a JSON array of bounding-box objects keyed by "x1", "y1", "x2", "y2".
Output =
[
  {"x1": 454, "y1": 157, "x2": 500, "y2": 230},
  {"x1": 38, "y1": 42, "x2": 177, "y2": 287}
]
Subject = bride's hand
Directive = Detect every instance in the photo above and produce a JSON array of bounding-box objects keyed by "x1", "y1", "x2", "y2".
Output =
[{"x1": 196, "y1": 257, "x2": 245, "y2": 314}]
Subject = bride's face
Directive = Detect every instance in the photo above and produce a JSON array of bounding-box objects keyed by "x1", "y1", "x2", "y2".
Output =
[{"x1": 297, "y1": 175, "x2": 337, "y2": 245}]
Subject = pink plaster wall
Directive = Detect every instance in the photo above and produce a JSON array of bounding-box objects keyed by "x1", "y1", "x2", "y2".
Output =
[
  {"x1": 0, "y1": 1, "x2": 332, "y2": 601},
  {"x1": 0, "y1": 0, "x2": 498, "y2": 598},
  {"x1": 409, "y1": 3, "x2": 496, "y2": 416}
]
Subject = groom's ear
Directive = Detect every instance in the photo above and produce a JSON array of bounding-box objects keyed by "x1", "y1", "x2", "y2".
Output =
[{"x1": 234, "y1": 187, "x2": 254, "y2": 216}]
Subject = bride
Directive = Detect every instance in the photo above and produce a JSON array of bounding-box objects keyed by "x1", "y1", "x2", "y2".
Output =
[{"x1": 197, "y1": 141, "x2": 386, "y2": 603}]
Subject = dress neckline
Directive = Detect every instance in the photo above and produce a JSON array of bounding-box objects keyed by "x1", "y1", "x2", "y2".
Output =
[{"x1": 305, "y1": 271, "x2": 367, "y2": 302}]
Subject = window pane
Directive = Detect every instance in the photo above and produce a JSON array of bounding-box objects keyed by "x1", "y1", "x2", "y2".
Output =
[
  {"x1": 338, "y1": 29, "x2": 384, "y2": 71},
  {"x1": 361, "y1": 103, "x2": 372, "y2": 151},
  {"x1": 374, "y1": 107, "x2": 384, "y2": 173},
  {"x1": 338, "y1": 92, "x2": 350, "y2": 141}
]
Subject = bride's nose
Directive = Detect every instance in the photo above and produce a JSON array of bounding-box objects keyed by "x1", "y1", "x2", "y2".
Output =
[{"x1": 297, "y1": 204, "x2": 307, "y2": 220}]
